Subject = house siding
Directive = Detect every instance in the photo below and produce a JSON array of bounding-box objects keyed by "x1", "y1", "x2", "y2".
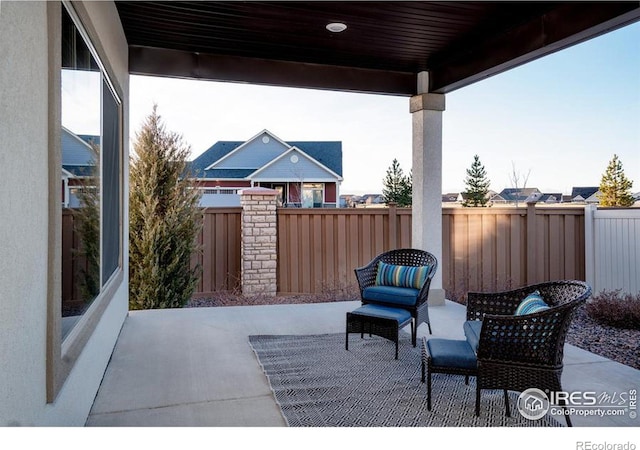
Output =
[
  {"x1": 325, "y1": 182, "x2": 337, "y2": 203},
  {"x1": 200, "y1": 180, "x2": 251, "y2": 188},
  {"x1": 212, "y1": 132, "x2": 288, "y2": 169},
  {"x1": 251, "y1": 149, "x2": 338, "y2": 181},
  {"x1": 0, "y1": 1, "x2": 129, "y2": 426}
]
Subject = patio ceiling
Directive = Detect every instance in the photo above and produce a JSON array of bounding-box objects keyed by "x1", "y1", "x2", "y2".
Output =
[{"x1": 115, "y1": 1, "x2": 640, "y2": 95}]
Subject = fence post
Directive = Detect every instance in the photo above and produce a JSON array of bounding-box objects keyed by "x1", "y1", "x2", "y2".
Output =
[
  {"x1": 526, "y1": 201, "x2": 537, "y2": 285},
  {"x1": 388, "y1": 202, "x2": 397, "y2": 249},
  {"x1": 240, "y1": 187, "x2": 278, "y2": 297},
  {"x1": 584, "y1": 204, "x2": 596, "y2": 293}
]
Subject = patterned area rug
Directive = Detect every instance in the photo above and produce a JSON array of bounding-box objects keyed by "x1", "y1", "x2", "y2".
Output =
[{"x1": 249, "y1": 332, "x2": 564, "y2": 427}]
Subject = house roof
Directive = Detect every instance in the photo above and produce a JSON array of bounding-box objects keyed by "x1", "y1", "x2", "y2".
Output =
[
  {"x1": 62, "y1": 128, "x2": 98, "y2": 177},
  {"x1": 538, "y1": 193, "x2": 563, "y2": 202},
  {"x1": 115, "y1": 2, "x2": 640, "y2": 96},
  {"x1": 494, "y1": 187, "x2": 541, "y2": 202},
  {"x1": 571, "y1": 187, "x2": 600, "y2": 199},
  {"x1": 442, "y1": 193, "x2": 460, "y2": 202},
  {"x1": 190, "y1": 133, "x2": 342, "y2": 180}
]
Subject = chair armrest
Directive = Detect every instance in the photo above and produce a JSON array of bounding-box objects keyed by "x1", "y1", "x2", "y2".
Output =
[{"x1": 354, "y1": 259, "x2": 379, "y2": 292}]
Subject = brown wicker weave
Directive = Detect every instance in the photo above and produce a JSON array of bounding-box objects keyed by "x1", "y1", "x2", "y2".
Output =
[
  {"x1": 468, "y1": 280, "x2": 591, "y2": 427},
  {"x1": 354, "y1": 248, "x2": 438, "y2": 346}
]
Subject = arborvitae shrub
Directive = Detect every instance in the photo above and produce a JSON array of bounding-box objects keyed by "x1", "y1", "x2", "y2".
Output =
[{"x1": 129, "y1": 105, "x2": 202, "y2": 310}]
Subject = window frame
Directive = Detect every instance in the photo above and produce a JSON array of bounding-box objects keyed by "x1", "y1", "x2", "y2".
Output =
[{"x1": 47, "y1": 1, "x2": 124, "y2": 402}]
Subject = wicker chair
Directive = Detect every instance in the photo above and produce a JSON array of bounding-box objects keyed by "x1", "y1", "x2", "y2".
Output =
[
  {"x1": 354, "y1": 248, "x2": 438, "y2": 347},
  {"x1": 466, "y1": 280, "x2": 591, "y2": 426}
]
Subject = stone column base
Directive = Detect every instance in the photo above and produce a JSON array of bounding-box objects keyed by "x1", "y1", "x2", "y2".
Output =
[{"x1": 427, "y1": 288, "x2": 446, "y2": 306}]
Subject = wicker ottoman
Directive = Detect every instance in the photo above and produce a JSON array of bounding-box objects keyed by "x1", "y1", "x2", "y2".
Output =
[{"x1": 346, "y1": 304, "x2": 413, "y2": 359}]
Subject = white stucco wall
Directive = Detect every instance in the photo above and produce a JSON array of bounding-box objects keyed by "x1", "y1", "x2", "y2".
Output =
[{"x1": 0, "y1": 1, "x2": 129, "y2": 426}]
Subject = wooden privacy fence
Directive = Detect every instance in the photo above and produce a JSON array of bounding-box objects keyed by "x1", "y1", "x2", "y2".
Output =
[
  {"x1": 62, "y1": 205, "x2": 589, "y2": 301},
  {"x1": 191, "y1": 207, "x2": 242, "y2": 296},
  {"x1": 277, "y1": 204, "x2": 412, "y2": 294},
  {"x1": 62, "y1": 209, "x2": 87, "y2": 303},
  {"x1": 443, "y1": 205, "x2": 585, "y2": 298},
  {"x1": 277, "y1": 204, "x2": 585, "y2": 296}
]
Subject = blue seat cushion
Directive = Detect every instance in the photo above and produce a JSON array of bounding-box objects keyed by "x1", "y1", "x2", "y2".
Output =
[
  {"x1": 362, "y1": 285, "x2": 419, "y2": 307},
  {"x1": 350, "y1": 304, "x2": 412, "y2": 325},
  {"x1": 463, "y1": 320, "x2": 482, "y2": 353},
  {"x1": 426, "y1": 339, "x2": 477, "y2": 369}
]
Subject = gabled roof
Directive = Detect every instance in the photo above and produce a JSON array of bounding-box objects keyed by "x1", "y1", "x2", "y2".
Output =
[
  {"x1": 442, "y1": 193, "x2": 460, "y2": 202},
  {"x1": 571, "y1": 187, "x2": 600, "y2": 199},
  {"x1": 494, "y1": 187, "x2": 541, "y2": 202},
  {"x1": 190, "y1": 141, "x2": 244, "y2": 177},
  {"x1": 190, "y1": 130, "x2": 342, "y2": 180},
  {"x1": 62, "y1": 127, "x2": 98, "y2": 177},
  {"x1": 539, "y1": 193, "x2": 563, "y2": 203},
  {"x1": 250, "y1": 146, "x2": 343, "y2": 181},
  {"x1": 203, "y1": 129, "x2": 290, "y2": 170}
]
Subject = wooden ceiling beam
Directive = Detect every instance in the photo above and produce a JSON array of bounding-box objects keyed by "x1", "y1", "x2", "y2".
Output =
[{"x1": 129, "y1": 46, "x2": 418, "y2": 96}]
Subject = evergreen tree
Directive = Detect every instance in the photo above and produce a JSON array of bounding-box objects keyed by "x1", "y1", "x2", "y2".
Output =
[
  {"x1": 462, "y1": 155, "x2": 491, "y2": 207},
  {"x1": 74, "y1": 146, "x2": 100, "y2": 303},
  {"x1": 129, "y1": 105, "x2": 202, "y2": 310},
  {"x1": 382, "y1": 158, "x2": 412, "y2": 207},
  {"x1": 598, "y1": 154, "x2": 634, "y2": 207}
]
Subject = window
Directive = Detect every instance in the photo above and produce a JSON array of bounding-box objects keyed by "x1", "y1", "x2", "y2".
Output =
[
  {"x1": 61, "y1": 5, "x2": 102, "y2": 339},
  {"x1": 302, "y1": 183, "x2": 324, "y2": 208},
  {"x1": 53, "y1": 2, "x2": 123, "y2": 398}
]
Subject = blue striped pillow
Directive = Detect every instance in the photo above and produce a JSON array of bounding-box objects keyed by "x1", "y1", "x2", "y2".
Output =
[
  {"x1": 515, "y1": 290, "x2": 550, "y2": 315},
  {"x1": 375, "y1": 261, "x2": 430, "y2": 289}
]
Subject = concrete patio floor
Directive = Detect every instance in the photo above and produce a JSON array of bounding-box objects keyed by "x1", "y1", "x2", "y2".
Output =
[{"x1": 87, "y1": 300, "x2": 640, "y2": 428}]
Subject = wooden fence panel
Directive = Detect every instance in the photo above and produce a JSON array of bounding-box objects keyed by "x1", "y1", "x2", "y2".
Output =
[
  {"x1": 277, "y1": 207, "x2": 410, "y2": 294},
  {"x1": 192, "y1": 207, "x2": 242, "y2": 296},
  {"x1": 61, "y1": 205, "x2": 590, "y2": 301}
]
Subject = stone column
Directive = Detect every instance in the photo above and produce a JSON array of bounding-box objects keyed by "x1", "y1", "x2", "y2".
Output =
[
  {"x1": 411, "y1": 72, "x2": 445, "y2": 305},
  {"x1": 239, "y1": 187, "x2": 278, "y2": 297}
]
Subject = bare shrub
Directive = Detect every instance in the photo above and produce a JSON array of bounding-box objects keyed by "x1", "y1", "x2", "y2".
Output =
[
  {"x1": 187, "y1": 280, "x2": 360, "y2": 308},
  {"x1": 586, "y1": 289, "x2": 640, "y2": 330}
]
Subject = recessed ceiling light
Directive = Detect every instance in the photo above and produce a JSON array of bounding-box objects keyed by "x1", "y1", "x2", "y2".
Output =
[{"x1": 326, "y1": 22, "x2": 347, "y2": 33}]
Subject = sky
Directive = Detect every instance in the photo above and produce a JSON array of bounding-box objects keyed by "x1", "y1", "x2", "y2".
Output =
[{"x1": 129, "y1": 21, "x2": 640, "y2": 196}]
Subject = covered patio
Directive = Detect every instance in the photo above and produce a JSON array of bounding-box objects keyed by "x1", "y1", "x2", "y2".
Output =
[
  {"x1": 87, "y1": 300, "x2": 640, "y2": 427},
  {"x1": 2, "y1": 1, "x2": 639, "y2": 432}
]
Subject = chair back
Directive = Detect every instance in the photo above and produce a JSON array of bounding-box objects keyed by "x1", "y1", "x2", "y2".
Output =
[
  {"x1": 375, "y1": 248, "x2": 438, "y2": 279},
  {"x1": 477, "y1": 280, "x2": 591, "y2": 367},
  {"x1": 532, "y1": 280, "x2": 592, "y2": 308}
]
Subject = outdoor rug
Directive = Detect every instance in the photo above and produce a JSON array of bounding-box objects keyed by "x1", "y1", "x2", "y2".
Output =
[{"x1": 249, "y1": 332, "x2": 564, "y2": 427}]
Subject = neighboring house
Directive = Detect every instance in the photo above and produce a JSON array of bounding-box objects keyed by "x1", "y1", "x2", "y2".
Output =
[
  {"x1": 538, "y1": 193, "x2": 563, "y2": 204},
  {"x1": 358, "y1": 194, "x2": 386, "y2": 206},
  {"x1": 457, "y1": 190, "x2": 497, "y2": 206},
  {"x1": 61, "y1": 127, "x2": 99, "y2": 207},
  {"x1": 571, "y1": 186, "x2": 601, "y2": 204},
  {"x1": 491, "y1": 187, "x2": 542, "y2": 205},
  {"x1": 340, "y1": 194, "x2": 360, "y2": 208},
  {"x1": 442, "y1": 193, "x2": 462, "y2": 204},
  {"x1": 190, "y1": 129, "x2": 343, "y2": 208}
]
